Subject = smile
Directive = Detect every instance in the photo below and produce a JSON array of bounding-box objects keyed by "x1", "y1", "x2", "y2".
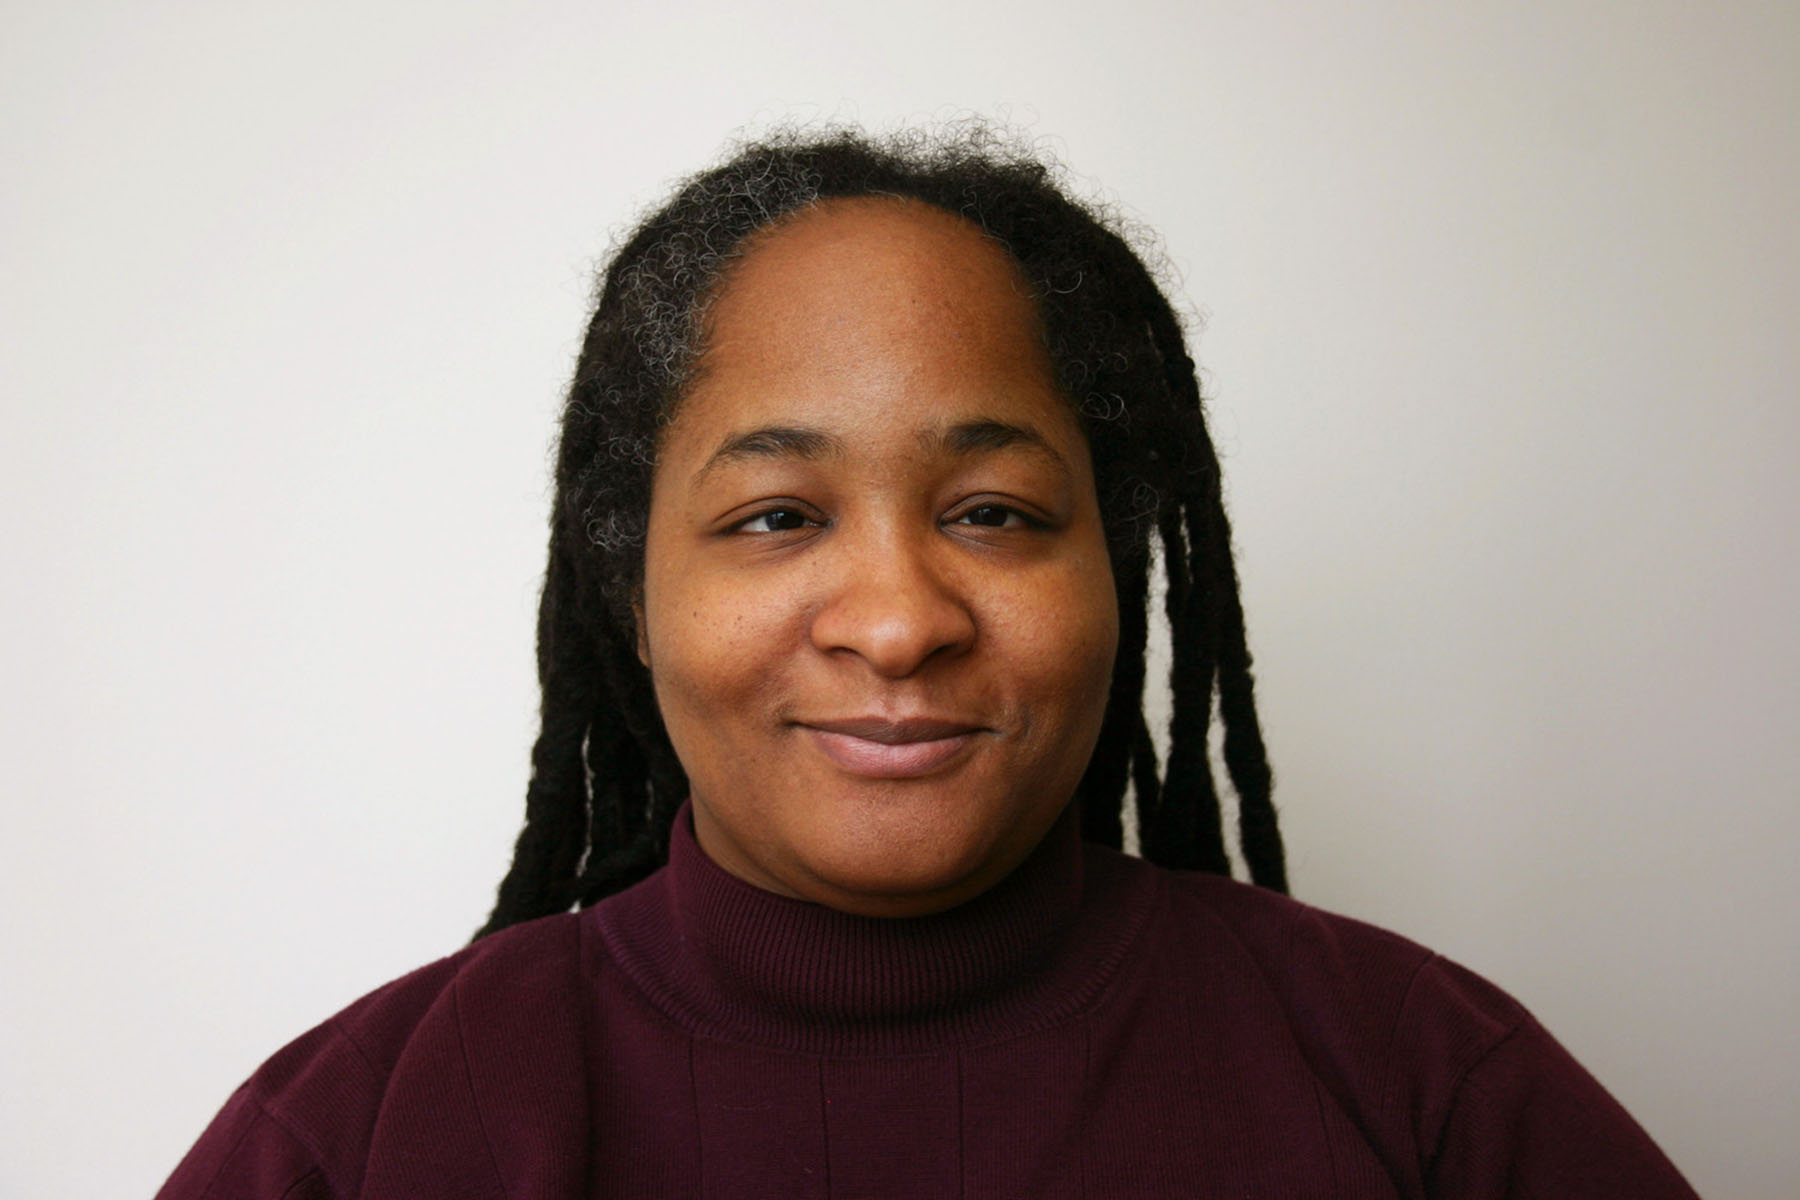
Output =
[{"x1": 801, "y1": 717, "x2": 985, "y2": 780}]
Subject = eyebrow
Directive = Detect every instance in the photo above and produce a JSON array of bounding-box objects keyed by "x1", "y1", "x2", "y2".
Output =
[
  {"x1": 694, "y1": 417, "x2": 1069, "y2": 482},
  {"x1": 933, "y1": 419, "x2": 1068, "y2": 471},
  {"x1": 698, "y1": 426, "x2": 842, "y2": 479}
]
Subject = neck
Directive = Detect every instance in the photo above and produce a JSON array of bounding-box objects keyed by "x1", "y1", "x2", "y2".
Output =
[{"x1": 591, "y1": 801, "x2": 1161, "y2": 1055}]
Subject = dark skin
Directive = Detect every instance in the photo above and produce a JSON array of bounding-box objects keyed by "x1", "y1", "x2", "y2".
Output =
[{"x1": 637, "y1": 197, "x2": 1120, "y2": 918}]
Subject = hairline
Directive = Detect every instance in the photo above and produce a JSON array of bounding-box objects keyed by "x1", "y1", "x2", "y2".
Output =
[{"x1": 660, "y1": 193, "x2": 1067, "y2": 441}]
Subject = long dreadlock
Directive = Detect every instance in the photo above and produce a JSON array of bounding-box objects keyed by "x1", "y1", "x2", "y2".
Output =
[{"x1": 476, "y1": 127, "x2": 1285, "y2": 938}]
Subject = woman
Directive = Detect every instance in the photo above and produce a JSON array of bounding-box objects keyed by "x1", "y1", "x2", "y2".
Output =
[{"x1": 159, "y1": 129, "x2": 1696, "y2": 1198}]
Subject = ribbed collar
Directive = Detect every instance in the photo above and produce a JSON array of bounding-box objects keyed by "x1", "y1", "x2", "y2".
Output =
[{"x1": 592, "y1": 802, "x2": 1160, "y2": 1055}]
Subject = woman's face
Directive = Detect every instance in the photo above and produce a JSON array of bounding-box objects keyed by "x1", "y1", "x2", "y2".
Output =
[{"x1": 639, "y1": 197, "x2": 1118, "y2": 917}]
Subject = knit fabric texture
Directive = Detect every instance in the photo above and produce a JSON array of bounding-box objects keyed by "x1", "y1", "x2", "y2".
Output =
[{"x1": 158, "y1": 807, "x2": 1697, "y2": 1198}]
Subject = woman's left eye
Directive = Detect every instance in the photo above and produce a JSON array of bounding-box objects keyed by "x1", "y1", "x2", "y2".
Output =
[{"x1": 952, "y1": 504, "x2": 1024, "y2": 529}]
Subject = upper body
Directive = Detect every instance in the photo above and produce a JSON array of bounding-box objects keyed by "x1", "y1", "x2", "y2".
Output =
[
  {"x1": 158, "y1": 806, "x2": 1696, "y2": 1199},
  {"x1": 159, "y1": 128, "x2": 1698, "y2": 1198}
]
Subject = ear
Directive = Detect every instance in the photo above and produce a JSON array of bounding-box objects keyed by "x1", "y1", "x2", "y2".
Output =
[{"x1": 632, "y1": 590, "x2": 650, "y2": 667}]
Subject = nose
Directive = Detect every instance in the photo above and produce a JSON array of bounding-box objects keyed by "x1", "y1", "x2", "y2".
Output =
[{"x1": 809, "y1": 528, "x2": 976, "y2": 677}]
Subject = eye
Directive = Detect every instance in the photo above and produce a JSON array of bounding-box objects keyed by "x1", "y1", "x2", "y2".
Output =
[
  {"x1": 951, "y1": 503, "x2": 1041, "y2": 530},
  {"x1": 738, "y1": 508, "x2": 816, "y2": 534}
]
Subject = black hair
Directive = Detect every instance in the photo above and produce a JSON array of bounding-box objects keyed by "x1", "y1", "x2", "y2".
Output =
[{"x1": 476, "y1": 126, "x2": 1286, "y2": 938}]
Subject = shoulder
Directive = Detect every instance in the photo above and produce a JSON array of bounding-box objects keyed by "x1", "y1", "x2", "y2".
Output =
[
  {"x1": 1140, "y1": 865, "x2": 1697, "y2": 1197},
  {"x1": 1161, "y1": 865, "x2": 1437, "y2": 983},
  {"x1": 1161, "y1": 867, "x2": 1527, "y2": 1043},
  {"x1": 160, "y1": 913, "x2": 587, "y2": 1200},
  {"x1": 259, "y1": 910, "x2": 585, "y2": 1136},
  {"x1": 1154, "y1": 867, "x2": 1527, "y2": 1098}
]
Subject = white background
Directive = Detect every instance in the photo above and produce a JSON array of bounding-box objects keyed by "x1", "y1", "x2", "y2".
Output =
[{"x1": 4, "y1": 2, "x2": 1795, "y2": 1197}]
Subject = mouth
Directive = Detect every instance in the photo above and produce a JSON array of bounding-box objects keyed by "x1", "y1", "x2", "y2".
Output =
[{"x1": 799, "y1": 716, "x2": 986, "y2": 780}]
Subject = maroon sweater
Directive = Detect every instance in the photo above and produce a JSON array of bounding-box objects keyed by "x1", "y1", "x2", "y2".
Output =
[{"x1": 159, "y1": 809, "x2": 1696, "y2": 1198}]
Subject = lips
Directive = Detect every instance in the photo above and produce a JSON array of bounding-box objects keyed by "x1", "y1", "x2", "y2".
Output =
[{"x1": 800, "y1": 716, "x2": 985, "y2": 779}]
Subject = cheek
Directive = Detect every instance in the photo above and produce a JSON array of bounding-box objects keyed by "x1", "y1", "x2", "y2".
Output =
[
  {"x1": 993, "y1": 558, "x2": 1120, "y2": 706},
  {"x1": 643, "y1": 570, "x2": 806, "y2": 721}
]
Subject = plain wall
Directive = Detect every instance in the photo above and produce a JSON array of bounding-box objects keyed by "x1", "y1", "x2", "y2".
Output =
[{"x1": 3, "y1": 2, "x2": 1795, "y2": 1196}]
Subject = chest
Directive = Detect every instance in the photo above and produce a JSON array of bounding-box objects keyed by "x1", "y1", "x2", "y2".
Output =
[{"x1": 584, "y1": 978, "x2": 1417, "y2": 1199}]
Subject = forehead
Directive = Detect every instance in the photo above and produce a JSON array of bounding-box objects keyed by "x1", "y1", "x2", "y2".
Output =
[
  {"x1": 718, "y1": 195, "x2": 1036, "y2": 314},
  {"x1": 682, "y1": 197, "x2": 1058, "y2": 413},
  {"x1": 705, "y1": 199, "x2": 1051, "y2": 379}
]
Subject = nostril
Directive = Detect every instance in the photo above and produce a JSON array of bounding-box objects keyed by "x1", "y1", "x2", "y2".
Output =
[{"x1": 809, "y1": 564, "x2": 976, "y2": 676}]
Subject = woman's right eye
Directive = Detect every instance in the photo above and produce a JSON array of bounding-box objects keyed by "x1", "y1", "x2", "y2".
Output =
[{"x1": 739, "y1": 509, "x2": 813, "y2": 533}]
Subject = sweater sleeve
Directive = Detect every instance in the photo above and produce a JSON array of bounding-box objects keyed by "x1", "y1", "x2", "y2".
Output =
[
  {"x1": 1421, "y1": 982, "x2": 1699, "y2": 1199},
  {"x1": 155, "y1": 1084, "x2": 335, "y2": 1200},
  {"x1": 1172, "y1": 872, "x2": 1701, "y2": 1196},
  {"x1": 154, "y1": 956, "x2": 464, "y2": 1200},
  {"x1": 155, "y1": 920, "x2": 588, "y2": 1199}
]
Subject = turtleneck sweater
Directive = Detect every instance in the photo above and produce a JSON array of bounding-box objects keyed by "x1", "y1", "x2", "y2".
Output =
[
  {"x1": 595, "y1": 801, "x2": 1146, "y2": 1055},
  {"x1": 159, "y1": 806, "x2": 1697, "y2": 1198}
]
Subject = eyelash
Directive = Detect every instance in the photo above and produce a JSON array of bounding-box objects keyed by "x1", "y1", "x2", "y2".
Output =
[
  {"x1": 730, "y1": 502, "x2": 1044, "y2": 536},
  {"x1": 950, "y1": 503, "x2": 1036, "y2": 530},
  {"x1": 738, "y1": 508, "x2": 819, "y2": 534}
]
